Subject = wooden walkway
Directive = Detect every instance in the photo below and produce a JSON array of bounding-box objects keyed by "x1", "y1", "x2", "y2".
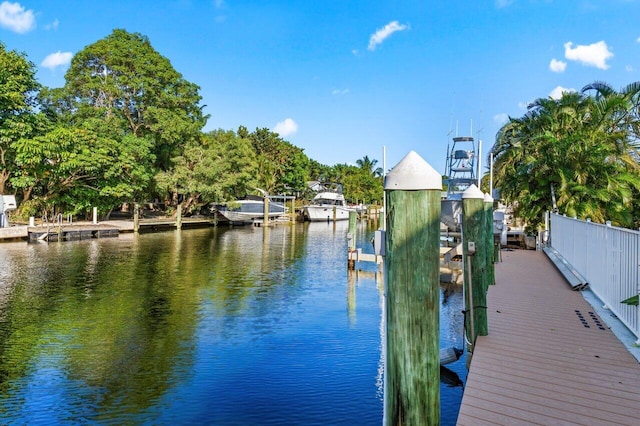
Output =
[{"x1": 457, "y1": 249, "x2": 640, "y2": 426}]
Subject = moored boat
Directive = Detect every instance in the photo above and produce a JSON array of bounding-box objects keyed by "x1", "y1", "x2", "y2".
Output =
[
  {"x1": 303, "y1": 183, "x2": 356, "y2": 222},
  {"x1": 216, "y1": 190, "x2": 288, "y2": 224}
]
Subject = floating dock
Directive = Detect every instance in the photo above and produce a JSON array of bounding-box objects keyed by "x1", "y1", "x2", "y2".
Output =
[{"x1": 457, "y1": 249, "x2": 640, "y2": 425}]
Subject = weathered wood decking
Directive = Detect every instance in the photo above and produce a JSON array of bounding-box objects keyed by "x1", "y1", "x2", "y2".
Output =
[{"x1": 457, "y1": 249, "x2": 640, "y2": 426}]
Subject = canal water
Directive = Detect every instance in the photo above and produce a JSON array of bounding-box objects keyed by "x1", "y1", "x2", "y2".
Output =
[{"x1": 0, "y1": 220, "x2": 466, "y2": 425}]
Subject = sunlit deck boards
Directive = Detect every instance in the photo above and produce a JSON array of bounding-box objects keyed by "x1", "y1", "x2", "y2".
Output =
[{"x1": 457, "y1": 249, "x2": 640, "y2": 426}]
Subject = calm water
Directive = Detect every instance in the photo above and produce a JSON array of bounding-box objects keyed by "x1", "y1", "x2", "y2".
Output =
[{"x1": 0, "y1": 221, "x2": 466, "y2": 425}]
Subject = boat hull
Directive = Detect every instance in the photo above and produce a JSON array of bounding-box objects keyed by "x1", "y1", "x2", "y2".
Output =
[
  {"x1": 304, "y1": 205, "x2": 354, "y2": 221},
  {"x1": 216, "y1": 200, "x2": 287, "y2": 223},
  {"x1": 441, "y1": 198, "x2": 462, "y2": 231}
]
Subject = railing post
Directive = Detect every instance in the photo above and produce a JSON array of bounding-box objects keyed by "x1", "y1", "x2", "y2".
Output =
[{"x1": 383, "y1": 151, "x2": 441, "y2": 425}]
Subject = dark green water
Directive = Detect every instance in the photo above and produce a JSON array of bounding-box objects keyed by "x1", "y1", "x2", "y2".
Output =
[{"x1": 0, "y1": 221, "x2": 466, "y2": 425}]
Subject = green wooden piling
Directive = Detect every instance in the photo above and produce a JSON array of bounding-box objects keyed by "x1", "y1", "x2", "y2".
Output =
[
  {"x1": 484, "y1": 193, "x2": 494, "y2": 287},
  {"x1": 384, "y1": 151, "x2": 441, "y2": 426},
  {"x1": 462, "y1": 185, "x2": 488, "y2": 343}
]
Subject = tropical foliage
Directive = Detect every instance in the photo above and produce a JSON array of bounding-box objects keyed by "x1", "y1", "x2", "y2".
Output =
[
  {"x1": 491, "y1": 82, "x2": 640, "y2": 228},
  {"x1": 0, "y1": 32, "x2": 383, "y2": 220}
]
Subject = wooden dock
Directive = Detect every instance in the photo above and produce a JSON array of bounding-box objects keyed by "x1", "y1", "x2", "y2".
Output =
[
  {"x1": 27, "y1": 223, "x2": 119, "y2": 242},
  {"x1": 457, "y1": 249, "x2": 640, "y2": 425},
  {"x1": 0, "y1": 217, "x2": 220, "y2": 242}
]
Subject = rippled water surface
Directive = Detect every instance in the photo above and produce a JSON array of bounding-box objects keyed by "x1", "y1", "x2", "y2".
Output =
[{"x1": 0, "y1": 221, "x2": 466, "y2": 425}]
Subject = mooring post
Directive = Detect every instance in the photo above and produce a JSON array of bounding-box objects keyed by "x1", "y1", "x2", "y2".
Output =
[
  {"x1": 347, "y1": 210, "x2": 357, "y2": 270},
  {"x1": 463, "y1": 185, "x2": 488, "y2": 343},
  {"x1": 291, "y1": 196, "x2": 296, "y2": 223},
  {"x1": 92, "y1": 207, "x2": 98, "y2": 225},
  {"x1": 384, "y1": 151, "x2": 441, "y2": 426},
  {"x1": 134, "y1": 203, "x2": 140, "y2": 233},
  {"x1": 176, "y1": 202, "x2": 182, "y2": 230},
  {"x1": 484, "y1": 193, "x2": 494, "y2": 287},
  {"x1": 263, "y1": 196, "x2": 270, "y2": 227}
]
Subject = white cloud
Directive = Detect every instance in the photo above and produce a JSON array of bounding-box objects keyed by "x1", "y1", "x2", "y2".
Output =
[
  {"x1": 273, "y1": 118, "x2": 298, "y2": 137},
  {"x1": 367, "y1": 21, "x2": 409, "y2": 51},
  {"x1": 564, "y1": 41, "x2": 613, "y2": 70},
  {"x1": 41, "y1": 51, "x2": 73, "y2": 70},
  {"x1": 332, "y1": 88, "x2": 349, "y2": 95},
  {"x1": 549, "y1": 58, "x2": 567, "y2": 73},
  {"x1": 495, "y1": 0, "x2": 515, "y2": 8},
  {"x1": 637, "y1": 36, "x2": 640, "y2": 43},
  {"x1": 0, "y1": 1, "x2": 35, "y2": 33},
  {"x1": 494, "y1": 113, "x2": 509, "y2": 125},
  {"x1": 549, "y1": 86, "x2": 575, "y2": 100},
  {"x1": 44, "y1": 18, "x2": 59, "y2": 30}
]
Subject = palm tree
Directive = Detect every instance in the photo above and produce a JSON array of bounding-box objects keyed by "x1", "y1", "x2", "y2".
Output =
[
  {"x1": 356, "y1": 155, "x2": 383, "y2": 177},
  {"x1": 491, "y1": 82, "x2": 640, "y2": 228}
]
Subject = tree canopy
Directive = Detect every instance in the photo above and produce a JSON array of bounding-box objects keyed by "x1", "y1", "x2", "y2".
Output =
[
  {"x1": 0, "y1": 31, "x2": 383, "y2": 220},
  {"x1": 491, "y1": 82, "x2": 640, "y2": 228}
]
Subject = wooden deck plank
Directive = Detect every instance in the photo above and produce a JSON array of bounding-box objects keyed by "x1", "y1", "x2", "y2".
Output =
[{"x1": 457, "y1": 249, "x2": 640, "y2": 426}]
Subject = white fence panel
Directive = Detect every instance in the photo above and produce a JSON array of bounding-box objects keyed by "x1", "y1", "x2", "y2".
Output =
[{"x1": 550, "y1": 213, "x2": 639, "y2": 341}]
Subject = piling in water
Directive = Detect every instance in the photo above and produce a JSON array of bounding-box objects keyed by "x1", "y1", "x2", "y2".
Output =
[{"x1": 384, "y1": 151, "x2": 441, "y2": 426}]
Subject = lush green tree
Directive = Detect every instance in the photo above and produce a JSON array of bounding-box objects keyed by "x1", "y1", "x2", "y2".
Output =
[
  {"x1": 0, "y1": 42, "x2": 41, "y2": 194},
  {"x1": 248, "y1": 127, "x2": 309, "y2": 195},
  {"x1": 11, "y1": 121, "x2": 155, "y2": 219},
  {"x1": 62, "y1": 29, "x2": 208, "y2": 172},
  {"x1": 327, "y1": 162, "x2": 383, "y2": 205},
  {"x1": 492, "y1": 83, "x2": 640, "y2": 228},
  {"x1": 155, "y1": 129, "x2": 259, "y2": 214}
]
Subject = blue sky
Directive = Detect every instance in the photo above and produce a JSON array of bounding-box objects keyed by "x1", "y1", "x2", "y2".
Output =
[{"x1": 1, "y1": 0, "x2": 640, "y2": 174}]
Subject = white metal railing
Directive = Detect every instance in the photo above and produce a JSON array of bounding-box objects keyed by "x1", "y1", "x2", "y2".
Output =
[{"x1": 549, "y1": 213, "x2": 640, "y2": 342}]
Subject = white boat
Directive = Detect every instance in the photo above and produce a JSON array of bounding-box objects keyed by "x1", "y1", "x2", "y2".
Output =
[
  {"x1": 303, "y1": 184, "x2": 356, "y2": 222},
  {"x1": 216, "y1": 190, "x2": 288, "y2": 224}
]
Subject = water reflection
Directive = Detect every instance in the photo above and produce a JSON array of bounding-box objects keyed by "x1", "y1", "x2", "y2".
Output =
[{"x1": 0, "y1": 221, "x2": 465, "y2": 425}]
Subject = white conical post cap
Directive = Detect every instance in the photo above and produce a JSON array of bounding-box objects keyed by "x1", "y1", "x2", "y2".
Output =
[
  {"x1": 462, "y1": 184, "x2": 484, "y2": 199},
  {"x1": 384, "y1": 151, "x2": 441, "y2": 190}
]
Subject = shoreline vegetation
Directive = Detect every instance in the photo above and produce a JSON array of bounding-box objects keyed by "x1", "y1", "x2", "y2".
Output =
[
  {"x1": 4, "y1": 30, "x2": 640, "y2": 232},
  {"x1": 1, "y1": 31, "x2": 383, "y2": 225}
]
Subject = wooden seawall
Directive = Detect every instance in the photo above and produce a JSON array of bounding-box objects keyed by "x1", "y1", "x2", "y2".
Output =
[{"x1": 457, "y1": 249, "x2": 640, "y2": 425}]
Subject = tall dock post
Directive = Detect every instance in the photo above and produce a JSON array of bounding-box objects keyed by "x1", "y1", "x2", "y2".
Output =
[
  {"x1": 462, "y1": 184, "x2": 488, "y2": 345},
  {"x1": 176, "y1": 202, "x2": 182, "y2": 230},
  {"x1": 384, "y1": 151, "x2": 441, "y2": 426},
  {"x1": 134, "y1": 203, "x2": 140, "y2": 233},
  {"x1": 263, "y1": 195, "x2": 270, "y2": 226},
  {"x1": 347, "y1": 210, "x2": 357, "y2": 270},
  {"x1": 484, "y1": 193, "x2": 494, "y2": 287}
]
